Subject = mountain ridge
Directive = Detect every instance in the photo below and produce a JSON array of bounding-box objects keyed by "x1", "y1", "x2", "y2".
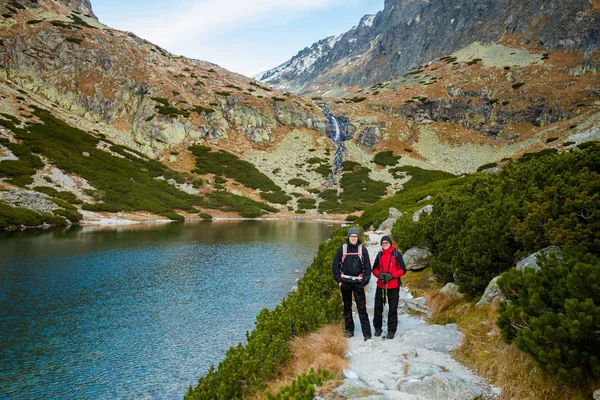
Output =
[{"x1": 257, "y1": 0, "x2": 600, "y2": 96}]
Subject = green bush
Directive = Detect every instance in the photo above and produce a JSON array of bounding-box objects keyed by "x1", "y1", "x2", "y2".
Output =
[
  {"x1": 260, "y1": 191, "x2": 292, "y2": 205},
  {"x1": 53, "y1": 208, "x2": 83, "y2": 222},
  {"x1": 162, "y1": 212, "x2": 185, "y2": 221},
  {"x1": 204, "y1": 191, "x2": 276, "y2": 218},
  {"x1": 342, "y1": 161, "x2": 360, "y2": 171},
  {"x1": 0, "y1": 201, "x2": 66, "y2": 228},
  {"x1": 389, "y1": 166, "x2": 455, "y2": 190},
  {"x1": 497, "y1": 251, "x2": 600, "y2": 384},
  {"x1": 184, "y1": 228, "x2": 348, "y2": 399},
  {"x1": 391, "y1": 142, "x2": 599, "y2": 295},
  {"x1": 345, "y1": 215, "x2": 359, "y2": 222},
  {"x1": 190, "y1": 145, "x2": 280, "y2": 192},
  {"x1": 198, "y1": 212, "x2": 213, "y2": 220},
  {"x1": 288, "y1": 178, "x2": 309, "y2": 187},
  {"x1": 476, "y1": 162, "x2": 498, "y2": 172},
  {"x1": 33, "y1": 186, "x2": 81, "y2": 203},
  {"x1": 373, "y1": 151, "x2": 400, "y2": 166},
  {"x1": 1, "y1": 107, "x2": 205, "y2": 215},
  {"x1": 297, "y1": 198, "x2": 316, "y2": 210},
  {"x1": 266, "y1": 369, "x2": 335, "y2": 400}
]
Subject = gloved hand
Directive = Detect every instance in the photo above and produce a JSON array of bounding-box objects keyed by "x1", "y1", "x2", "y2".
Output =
[{"x1": 379, "y1": 272, "x2": 393, "y2": 283}]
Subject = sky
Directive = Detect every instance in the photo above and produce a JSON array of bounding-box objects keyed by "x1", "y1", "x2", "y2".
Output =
[{"x1": 92, "y1": 0, "x2": 384, "y2": 77}]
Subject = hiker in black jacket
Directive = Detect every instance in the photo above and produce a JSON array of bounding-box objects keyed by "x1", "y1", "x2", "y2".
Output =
[{"x1": 332, "y1": 227, "x2": 372, "y2": 341}]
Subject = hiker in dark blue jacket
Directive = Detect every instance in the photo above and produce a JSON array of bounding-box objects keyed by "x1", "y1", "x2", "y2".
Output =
[{"x1": 332, "y1": 227, "x2": 372, "y2": 341}]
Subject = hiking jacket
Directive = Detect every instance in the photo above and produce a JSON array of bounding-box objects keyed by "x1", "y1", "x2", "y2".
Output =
[
  {"x1": 332, "y1": 239, "x2": 371, "y2": 286},
  {"x1": 372, "y1": 246, "x2": 406, "y2": 289}
]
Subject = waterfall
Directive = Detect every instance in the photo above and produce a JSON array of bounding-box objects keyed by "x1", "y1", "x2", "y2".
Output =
[
  {"x1": 332, "y1": 116, "x2": 341, "y2": 142},
  {"x1": 320, "y1": 107, "x2": 348, "y2": 188}
]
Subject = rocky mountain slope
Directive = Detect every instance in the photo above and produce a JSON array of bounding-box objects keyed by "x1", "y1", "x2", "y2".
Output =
[
  {"x1": 0, "y1": 0, "x2": 599, "y2": 227},
  {"x1": 257, "y1": 0, "x2": 600, "y2": 96}
]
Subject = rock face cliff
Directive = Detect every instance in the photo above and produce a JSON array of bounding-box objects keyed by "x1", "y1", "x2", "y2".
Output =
[
  {"x1": 0, "y1": 0, "x2": 599, "y2": 224},
  {"x1": 0, "y1": 0, "x2": 329, "y2": 157},
  {"x1": 257, "y1": 0, "x2": 600, "y2": 95}
]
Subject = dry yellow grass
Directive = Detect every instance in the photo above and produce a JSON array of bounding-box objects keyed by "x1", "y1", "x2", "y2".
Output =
[
  {"x1": 249, "y1": 323, "x2": 348, "y2": 400},
  {"x1": 405, "y1": 268, "x2": 597, "y2": 400}
]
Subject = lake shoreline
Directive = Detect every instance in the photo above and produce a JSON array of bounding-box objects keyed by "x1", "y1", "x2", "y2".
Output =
[{"x1": 1, "y1": 215, "x2": 347, "y2": 231}]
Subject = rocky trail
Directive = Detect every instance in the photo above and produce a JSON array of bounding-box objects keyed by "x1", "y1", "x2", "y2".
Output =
[{"x1": 321, "y1": 232, "x2": 500, "y2": 400}]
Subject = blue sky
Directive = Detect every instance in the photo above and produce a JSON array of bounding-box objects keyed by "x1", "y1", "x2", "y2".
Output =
[{"x1": 92, "y1": 0, "x2": 384, "y2": 77}]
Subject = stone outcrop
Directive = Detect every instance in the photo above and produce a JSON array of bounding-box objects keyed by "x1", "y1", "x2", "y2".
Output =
[
  {"x1": 404, "y1": 247, "x2": 432, "y2": 271},
  {"x1": 0, "y1": 190, "x2": 58, "y2": 213},
  {"x1": 516, "y1": 246, "x2": 562, "y2": 271},
  {"x1": 439, "y1": 282, "x2": 464, "y2": 298},
  {"x1": 476, "y1": 276, "x2": 504, "y2": 307},
  {"x1": 377, "y1": 207, "x2": 402, "y2": 231},
  {"x1": 413, "y1": 205, "x2": 433, "y2": 222}
]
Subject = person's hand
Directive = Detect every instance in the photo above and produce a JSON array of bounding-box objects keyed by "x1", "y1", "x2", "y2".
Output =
[{"x1": 338, "y1": 281, "x2": 342, "y2": 287}]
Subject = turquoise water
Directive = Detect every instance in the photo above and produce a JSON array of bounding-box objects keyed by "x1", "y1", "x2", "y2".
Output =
[{"x1": 0, "y1": 220, "x2": 340, "y2": 399}]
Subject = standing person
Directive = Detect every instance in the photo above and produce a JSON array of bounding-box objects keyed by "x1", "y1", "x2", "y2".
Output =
[
  {"x1": 372, "y1": 235, "x2": 406, "y2": 339},
  {"x1": 332, "y1": 227, "x2": 372, "y2": 341}
]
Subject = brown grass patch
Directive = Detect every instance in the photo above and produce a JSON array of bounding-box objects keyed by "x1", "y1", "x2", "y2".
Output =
[
  {"x1": 402, "y1": 268, "x2": 597, "y2": 398},
  {"x1": 426, "y1": 296, "x2": 597, "y2": 399},
  {"x1": 249, "y1": 323, "x2": 348, "y2": 400},
  {"x1": 401, "y1": 267, "x2": 442, "y2": 298}
]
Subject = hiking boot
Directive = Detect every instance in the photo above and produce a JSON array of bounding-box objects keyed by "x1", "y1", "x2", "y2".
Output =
[
  {"x1": 374, "y1": 329, "x2": 382, "y2": 337},
  {"x1": 343, "y1": 331, "x2": 354, "y2": 338},
  {"x1": 385, "y1": 333, "x2": 395, "y2": 340},
  {"x1": 364, "y1": 336, "x2": 372, "y2": 342}
]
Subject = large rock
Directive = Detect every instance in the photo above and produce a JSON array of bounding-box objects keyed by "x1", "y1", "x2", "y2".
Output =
[
  {"x1": 412, "y1": 205, "x2": 433, "y2": 222},
  {"x1": 378, "y1": 207, "x2": 402, "y2": 231},
  {"x1": 403, "y1": 247, "x2": 432, "y2": 271},
  {"x1": 0, "y1": 190, "x2": 59, "y2": 213},
  {"x1": 593, "y1": 388, "x2": 600, "y2": 400},
  {"x1": 476, "y1": 275, "x2": 504, "y2": 307},
  {"x1": 333, "y1": 380, "x2": 378, "y2": 398},
  {"x1": 399, "y1": 372, "x2": 482, "y2": 400},
  {"x1": 516, "y1": 246, "x2": 562, "y2": 272},
  {"x1": 439, "y1": 282, "x2": 464, "y2": 298},
  {"x1": 400, "y1": 324, "x2": 464, "y2": 353}
]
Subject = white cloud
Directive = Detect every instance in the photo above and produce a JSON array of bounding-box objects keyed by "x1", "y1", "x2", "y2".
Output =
[{"x1": 127, "y1": 0, "x2": 345, "y2": 49}]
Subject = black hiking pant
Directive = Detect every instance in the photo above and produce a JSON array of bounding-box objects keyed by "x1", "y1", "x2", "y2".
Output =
[
  {"x1": 341, "y1": 282, "x2": 372, "y2": 338},
  {"x1": 373, "y1": 286, "x2": 400, "y2": 334}
]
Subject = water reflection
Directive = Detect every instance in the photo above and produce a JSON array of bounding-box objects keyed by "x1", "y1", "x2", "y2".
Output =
[{"x1": 0, "y1": 220, "x2": 341, "y2": 400}]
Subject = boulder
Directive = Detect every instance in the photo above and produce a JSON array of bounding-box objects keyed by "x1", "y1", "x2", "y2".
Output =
[
  {"x1": 333, "y1": 380, "x2": 378, "y2": 398},
  {"x1": 418, "y1": 195, "x2": 432, "y2": 202},
  {"x1": 399, "y1": 372, "x2": 482, "y2": 400},
  {"x1": 593, "y1": 388, "x2": 600, "y2": 400},
  {"x1": 403, "y1": 247, "x2": 432, "y2": 271},
  {"x1": 516, "y1": 246, "x2": 562, "y2": 272},
  {"x1": 476, "y1": 275, "x2": 504, "y2": 307},
  {"x1": 1, "y1": 190, "x2": 59, "y2": 213},
  {"x1": 412, "y1": 205, "x2": 433, "y2": 222},
  {"x1": 378, "y1": 207, "x2": 402, "y2": 231},
  {"x1": 400, "y1": 324, "x2": 463, "y2": 353},
  {"x1": 439, "y1": 282, "x2": 464, "y2": 298}
]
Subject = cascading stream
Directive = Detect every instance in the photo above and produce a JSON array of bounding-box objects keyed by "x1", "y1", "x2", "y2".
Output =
[{"x1": 321, "y1": 107, "x2": 348, "y2": 189}]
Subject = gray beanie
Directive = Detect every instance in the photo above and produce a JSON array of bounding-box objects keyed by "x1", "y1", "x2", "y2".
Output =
[{"x1": 347, "y1": 227, "x2": 360, "y2": 237}]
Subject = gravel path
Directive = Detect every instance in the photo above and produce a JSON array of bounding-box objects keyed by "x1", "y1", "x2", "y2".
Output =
[{"x1": 322, "y1": 231, "x2": 500, "y2": 400}]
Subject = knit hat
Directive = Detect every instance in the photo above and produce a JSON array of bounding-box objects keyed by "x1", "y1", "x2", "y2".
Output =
[
  {"x1": 381, "y1": 235, "x2": 392, "y2": 245},
  {"x1": 347, "y1": 227, "x2": 361, "y2": 237}
]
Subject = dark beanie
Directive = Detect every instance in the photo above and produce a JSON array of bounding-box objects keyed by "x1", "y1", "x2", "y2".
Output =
[
  {"x1": 347, "y1": 227, "x2": 360, "y2": 237},
  {"x1": 381, "y1": 235, "x2": 392, "y2": 245}
]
